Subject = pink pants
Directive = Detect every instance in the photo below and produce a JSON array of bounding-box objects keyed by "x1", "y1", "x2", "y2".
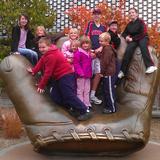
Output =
[{"x1": 77, "y1": 78, "x2": 91, "y2": 107}]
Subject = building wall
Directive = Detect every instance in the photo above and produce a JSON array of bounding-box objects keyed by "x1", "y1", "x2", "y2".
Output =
[{"x1": 47, "y1": 0, "x2": 160, "y2": 32}]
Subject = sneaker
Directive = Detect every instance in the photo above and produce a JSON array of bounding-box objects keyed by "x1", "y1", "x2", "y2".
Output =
[
  {"x1": 87, "y1": 106, "x2": 94, "y2": 112},
  {"x1": 68, "y1": 108, "x2": 80, "y2": 117},
  {"x1": 118, "y1": 71, "x2": 124, "y2": 79},
  {"x1": 145, "y1": 66, "x2": 157, "y2": 74},
  {"x1": 90, "y1": 96, "x2": 102, "y2": 104},
  {"x1": 13, "y1": 52, "x2": 20, "y2": 55},
  {"x1": 103, "y1": 108, "x2": 114, "y2": 114},
  {"x1": 77, "y1": 111, "x2": 92, "y2": 121}
]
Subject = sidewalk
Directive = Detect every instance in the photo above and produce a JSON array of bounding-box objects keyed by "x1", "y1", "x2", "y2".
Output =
[{"x1": 150, "y1": 118, "x2": 160, "y2": 143}]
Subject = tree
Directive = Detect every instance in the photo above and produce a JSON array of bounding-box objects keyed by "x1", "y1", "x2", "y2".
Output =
[
  {"x1": 65, "y1": 1, "x2": 160, "y2": 55},
  {"x1": 0, "y1": 0, "x2": 56, "y2": 60}
]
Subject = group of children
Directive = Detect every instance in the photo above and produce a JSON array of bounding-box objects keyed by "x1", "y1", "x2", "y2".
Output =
[
  {"x1": 12, "y1": 7, "x2": 157, "y2": 121},
  {"x1": 60, "y1": 8, "x2": 120, "y2": 116}
]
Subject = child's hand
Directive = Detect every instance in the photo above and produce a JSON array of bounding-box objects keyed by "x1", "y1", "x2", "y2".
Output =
[
  {"x1": 27, "y1": 67, "x2": 33, "y2": 73},
  {"x1": 27, "y1": 67, "x2": 34, "y2": 75},
  {"x1": 90, "y1": 52, "x2": 96, "y2": 58},
  {"x1": 95, "y1": 46, "x2": 103, "y2": 54},
  {"x1": 37, "y1": 87, "x2": 45, "y2": 93},
  {"x1": 126, "y1": 36, "x2": 132, "y2": 42},
  {"x1": 67, "y1": 58, "x2": 73, "y2": 63}
]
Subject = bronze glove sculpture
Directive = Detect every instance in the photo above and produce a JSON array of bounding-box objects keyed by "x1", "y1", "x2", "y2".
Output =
[{"x1": 0, "y1": 37, "x2": 159, "y2": 156}]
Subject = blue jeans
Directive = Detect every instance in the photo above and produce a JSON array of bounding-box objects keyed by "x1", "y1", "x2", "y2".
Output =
[{"x1": 18, "y1": 48, "x2": 38, "y2": 65}]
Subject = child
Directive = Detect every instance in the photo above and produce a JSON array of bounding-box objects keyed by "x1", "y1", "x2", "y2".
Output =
[
  {"x1": 66, "y1": 40, "x2": 80, "y2": 66},
  {"x1": 108, "y1": 20, "x2": 121, "y2": 49},
  {"x1": 108, "y1": 20, "x2": 121, "y2": 83},
  {"x1": 27, "y1": 37, "x2": 92, "y2": 121},
  {"x1": 73, "y1": 35, "x2": 92, "y2": 110},
  {"x1": 61, "y1": 28, "x2": 79, "y2": 62},
  {"x1": 33, "y1": 26, "x2": 47, "y2": 59},
  {"x1": 118, "y1": 8, "x2": 157, "y2": 79},
  {"x1": 99, "y1": 32, "x2": 117, "y2": 114},
  {"x1": 11, "y1": 13, "x2": 38, "y2": 65},
  {"x1": 85, "y1": 8, "x2": 106, "y2": 105}
]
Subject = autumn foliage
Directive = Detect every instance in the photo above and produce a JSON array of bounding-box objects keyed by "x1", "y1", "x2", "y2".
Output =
[{"x1": 64, "y1": 0, "x2": 160, "y2": 55}]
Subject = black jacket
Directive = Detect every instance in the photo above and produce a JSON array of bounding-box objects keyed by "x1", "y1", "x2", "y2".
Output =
[
  {"x1": 11, "y1": 25, "x2": 35, "y2": 52},
  {"x1": 108, "y1": 29, "x2": 121, "y2": 49},
  {"x1": 121, "y1": 18, "x2": 148, "y2": 41}
]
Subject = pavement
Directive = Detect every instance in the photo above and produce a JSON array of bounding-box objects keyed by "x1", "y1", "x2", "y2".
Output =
[{"x1": 0, "y1": 141, "x2": 160, "y2": 160}]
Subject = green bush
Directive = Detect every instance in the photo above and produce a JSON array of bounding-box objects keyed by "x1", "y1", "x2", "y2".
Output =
[{"x1": 0, "y1": 0, "x2": 56, "y2": 60}]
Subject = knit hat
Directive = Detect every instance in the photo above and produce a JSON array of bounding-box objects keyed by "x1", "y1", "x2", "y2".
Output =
[{"x1": 108, "y1": 20, "x2": 118, "y2": 26}]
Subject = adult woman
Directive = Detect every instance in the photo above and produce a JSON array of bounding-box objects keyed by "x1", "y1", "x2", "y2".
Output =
[
  {"x1": 118, "y1": 8, "x2": 157, "y2": 78},
  {"x1": 11, "y1": 13, "x2": 38, "y2": 65}
]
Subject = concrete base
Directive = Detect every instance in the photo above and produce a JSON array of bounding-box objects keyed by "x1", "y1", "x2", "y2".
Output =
[{"x1": 0, "y1": 141, "x2": 160, "y2": 160}]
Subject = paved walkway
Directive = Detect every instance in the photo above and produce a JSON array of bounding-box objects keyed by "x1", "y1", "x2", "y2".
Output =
[{"x1": 0, "y1": 142, "x2": 160, "y2": 160}]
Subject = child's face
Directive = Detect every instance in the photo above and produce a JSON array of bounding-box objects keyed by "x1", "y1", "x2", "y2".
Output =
[
  {"x1": 38, "y1": 42, "x2": 50, "y2": 54},
  {"x1": 99, "y1": 37, "x2": 108, "y2": 47},
  {"x1": 109, "y1": 23, "x2": 118, "y2": 33},
  {"x1": 92, "y1": 13, "x2": 101, "y2": 22},
  {"x1": 69, "y1": 31, "x2": 78, "y2": 40},
  {"x1": 19, "y1": 16, "x2": 28, "y2": 27},
  {"x1": 82, "y1": 42, "x2": 90, "y2": 51},
  {"x1": 36, "y1": 28, "x2": 45, "y2": 37},
  {"x1": 71, "y1": 44, "x2": 78, "y2": 52}
]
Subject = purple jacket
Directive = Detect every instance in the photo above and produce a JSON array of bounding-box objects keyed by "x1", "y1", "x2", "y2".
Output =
[{"x1": 73, "y1": 48, "x2": 92, "y2": 78}]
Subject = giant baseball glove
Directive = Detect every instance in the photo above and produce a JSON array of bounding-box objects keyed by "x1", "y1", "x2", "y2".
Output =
[{"x1": 0, "y1": 37, "x2": 159, "y2": 156}]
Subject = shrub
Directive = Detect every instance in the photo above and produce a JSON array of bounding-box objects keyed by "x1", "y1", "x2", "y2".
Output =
[
  {"x1": 65, "y1": 0, "x2": 160, "y2": 55},
  {"x1": 0, "y1": 0, "x2": 56, "y2": 60},
  {"x1": 0, "y1": 108, "x2": 23, "y2": 139},
  {"x1": 64, "y1": 1, "x2": 128, "y2": 34}
]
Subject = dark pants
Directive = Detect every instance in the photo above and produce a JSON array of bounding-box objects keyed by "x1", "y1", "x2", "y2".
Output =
[
  {"x1": 114, "y1": 59, "x2": 121, "y2": 82},
  {"x1": 102, "y1": 76, "x2": 116, "y2": 112},
  {"x1": 49, "y1": 73, "x2": 87, "y2": 114},
  {"x1": 121, "y1": 36, "x2": 154, "y2": 75}
]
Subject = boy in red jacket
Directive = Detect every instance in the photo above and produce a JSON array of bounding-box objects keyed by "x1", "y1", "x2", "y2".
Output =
[{"x1": 27, "y1": 37, "x2": 92, "y2": 121}]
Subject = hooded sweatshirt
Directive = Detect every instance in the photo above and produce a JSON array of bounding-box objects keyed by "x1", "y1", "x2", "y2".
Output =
[
  {"x1": 73, "y1": 48, "x2": 92, "y2": 78},
  {"x1": 32, "y1": 44, "x2": 74, "y2": 89}
]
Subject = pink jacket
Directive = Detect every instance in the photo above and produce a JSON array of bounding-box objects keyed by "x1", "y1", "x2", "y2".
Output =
[
  {"x1": 61, "y1": 40, "x2": 73, "y2": 59},
  {"x1": 73, "y1": 48, "x2": 92, "y2": 78}
]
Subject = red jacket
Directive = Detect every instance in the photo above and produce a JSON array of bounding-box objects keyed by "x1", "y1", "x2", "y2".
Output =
[{"x1": 32, "y1": 45, "x2": 74, "y2": 89}]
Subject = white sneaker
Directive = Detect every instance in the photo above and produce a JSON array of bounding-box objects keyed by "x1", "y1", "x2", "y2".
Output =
[
  {"x1": 118, "y1": 71, "x2": 124, "y2": 78},
  {"x1": 13, "y1": 52, "x2": 20, "y2": 55},
  {"x1": 90, "y1": 96, "x2": 102, "y2": 104},
  {"x1": 145, "y1": 66, "x2": 157, "y2": 74}
]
